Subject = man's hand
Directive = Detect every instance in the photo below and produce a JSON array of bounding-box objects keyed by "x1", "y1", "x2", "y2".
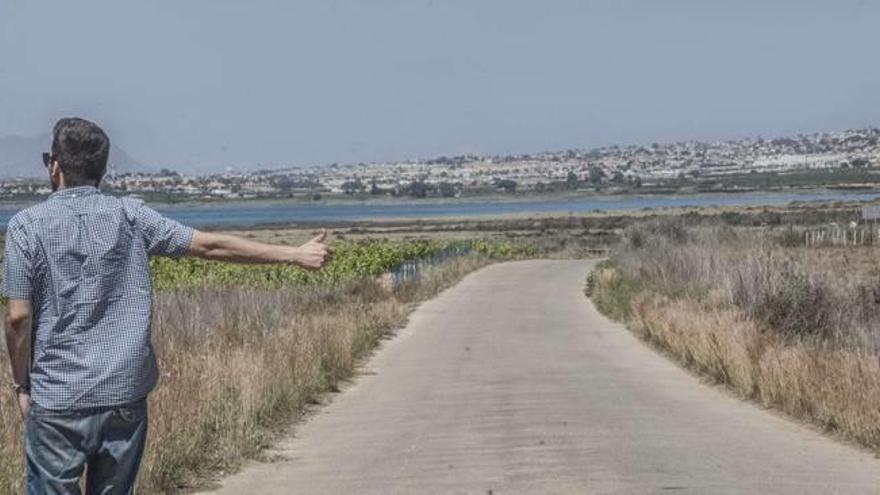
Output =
[
  {"x1": 17, "y1": 391, "x2": 30, "y2": 420},
  {"x1": 295, "y1": 229, "x2": 333, "y2": 270}
]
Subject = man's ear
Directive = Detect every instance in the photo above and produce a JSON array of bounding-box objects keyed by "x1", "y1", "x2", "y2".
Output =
[{"x1": 50, "y1": 162, "x2": 63, "y2": 185}]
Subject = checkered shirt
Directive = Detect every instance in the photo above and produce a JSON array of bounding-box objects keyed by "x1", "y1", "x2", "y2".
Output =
[{"x1": 1, "y1": 186, "x2": 194, "y2": 410}]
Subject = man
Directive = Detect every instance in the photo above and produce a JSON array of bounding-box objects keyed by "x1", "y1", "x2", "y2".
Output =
[{"x1": 2, "y1": 117, "x2": 332, "y2": 494}]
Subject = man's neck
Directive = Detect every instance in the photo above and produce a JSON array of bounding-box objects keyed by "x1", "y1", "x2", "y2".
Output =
[
  {"x1": 57, "y1": 182, "x2": 99, "y2": 190},
  {"x1": 50, "y1": 185, "x2": 100, "y2": 199}
]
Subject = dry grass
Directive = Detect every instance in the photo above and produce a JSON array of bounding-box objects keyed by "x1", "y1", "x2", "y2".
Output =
[
  {"x1": 0, "y1": 255, "x2": 489, "y2": 494},
  {"x1": 589, "y1": 219, "x2": 880, "y2": 454},
  {"x1": 629, "y1": 294, "x2": 880, "y2": 450}
]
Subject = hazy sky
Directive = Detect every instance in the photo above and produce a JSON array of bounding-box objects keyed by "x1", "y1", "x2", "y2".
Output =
[{"x1": 1, "y1": 1, "x2": 879, "y2": 171}]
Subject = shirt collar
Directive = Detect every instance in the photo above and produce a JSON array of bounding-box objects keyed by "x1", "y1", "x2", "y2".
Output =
[{"x1": 49, "y1": 185, "x2": 100, "y2": 200}]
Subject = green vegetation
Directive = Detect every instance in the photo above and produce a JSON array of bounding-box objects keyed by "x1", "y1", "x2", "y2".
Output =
[
  {"x1": 585, "y1": 259, "x2": 644, "y2": 321},
  {"x1": 149, "y1": 240, "x2": 455, "y2": 290}
]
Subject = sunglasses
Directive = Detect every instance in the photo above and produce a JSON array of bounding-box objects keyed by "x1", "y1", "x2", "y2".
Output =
[{"x1": 42, "y1": 152, "x2": 55, "y2": 168}]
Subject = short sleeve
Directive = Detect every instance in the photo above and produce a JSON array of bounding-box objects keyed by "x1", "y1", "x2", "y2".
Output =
[
  {"x1": 2, "y1": 223, "x2": 33, "y2": 300},
  {"x1": 133, "y1": 203, "x2": 195, "y2": 258}
]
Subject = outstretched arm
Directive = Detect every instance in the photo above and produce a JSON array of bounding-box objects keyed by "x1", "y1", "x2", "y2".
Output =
[
  {"x1": 186, "y1": 229, "x2": 333, "y2": 270},
  {"x1": 132, "y1": 201, "x2": 331, "y2": 269}
]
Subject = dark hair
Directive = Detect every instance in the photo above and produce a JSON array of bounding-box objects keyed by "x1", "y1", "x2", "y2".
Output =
[{"x1": 51, "y1": 117, "x2": 110, "y2": 186}]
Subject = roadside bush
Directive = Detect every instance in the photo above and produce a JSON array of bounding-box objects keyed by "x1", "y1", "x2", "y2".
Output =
[
  {"x1": 472, "y1": 240, "x2": 539, "y2": 259},
  {"x1": 773, "y1": 226, "x2": 804, "y2": 248},
  {"x1": 620, "y1": 217, "x2": 691, "y2": 250},
  {"x1": 749, "y1": 270, "x2": 837, "y2": 341},
  {"x1": 587, "y1": 263, "x2": 644, "y2": 321}
]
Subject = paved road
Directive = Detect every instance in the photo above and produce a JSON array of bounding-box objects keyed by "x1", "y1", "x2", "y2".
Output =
[{"x1": 202, "y1": 260, "x2": 880, "y2": 494}]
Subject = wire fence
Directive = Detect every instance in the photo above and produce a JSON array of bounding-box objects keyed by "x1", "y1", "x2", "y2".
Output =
[
  {"x1": 389, "y1": 241, "x2": 475, "y2": 289},
  {"x1": 804, "y1": 225, "x2": 877, "y2": 247}
]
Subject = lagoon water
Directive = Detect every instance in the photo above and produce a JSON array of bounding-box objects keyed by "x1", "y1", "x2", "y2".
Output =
[{"x1": 1, "y1": 190, "x2": 878, "y2": 230}]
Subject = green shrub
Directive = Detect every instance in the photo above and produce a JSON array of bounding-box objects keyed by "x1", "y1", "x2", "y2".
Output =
[
  {"x1": 750, "y1": 270, "x2": 837, "y2": 341},
  {"x1": 587, "y1": 262, "x2": 645, "y2": 321},
  {"x1": 773, "y1": 226, "x2": 804, "y2": 248}
]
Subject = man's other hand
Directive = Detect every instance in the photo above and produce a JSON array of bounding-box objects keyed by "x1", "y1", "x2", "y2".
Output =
[
  {"x1": 18, "y1": 391, "x2": 30, "y2": 420},
  {"x1": 295, "y1": 229, "x2": 333, "y2": 270}
]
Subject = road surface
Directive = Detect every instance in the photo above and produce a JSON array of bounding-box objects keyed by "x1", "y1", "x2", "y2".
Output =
[{"x1": 201, "y1": 260, "x2": 880, "y2": 494}]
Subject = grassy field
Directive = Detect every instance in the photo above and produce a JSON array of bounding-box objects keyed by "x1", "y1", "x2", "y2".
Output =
[
  {"x1": 205, "y1": 199, "x2": 878, "y2": 261},
  {"x1": 212, "y1": 216, "x2": 616, "y2": 258},
  {"x1": 5, "y1": 204, "x2": 878, "y2": 492},
  {"x1": 588, "y1": 218, "x2": 880, "y2": 454},
  {"x1": 0, "y1": 234, "x2": 543, "y2": 494}
]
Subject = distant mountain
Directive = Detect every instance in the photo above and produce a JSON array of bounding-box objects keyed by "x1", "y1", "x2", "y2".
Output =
[{"x1": 0, "y1": 134, "x2": 150, "y2": 178}]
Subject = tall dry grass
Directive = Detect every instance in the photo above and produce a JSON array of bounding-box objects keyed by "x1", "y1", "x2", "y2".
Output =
[
  {"x1": 0, "y1": 255, "x2": 489, "y2": 494},
  {"x1": 589, "y1": 219, "x2": 880, "y2": 453}
]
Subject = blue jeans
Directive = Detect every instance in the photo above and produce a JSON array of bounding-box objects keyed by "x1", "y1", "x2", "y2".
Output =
[{"x1": 25, "y1": 399, "x2": 148, "y2": 495}]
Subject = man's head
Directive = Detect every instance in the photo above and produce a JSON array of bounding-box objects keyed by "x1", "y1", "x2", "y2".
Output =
[{"x1": 45, "y1": 118, "x2": 110, "y2": 191}]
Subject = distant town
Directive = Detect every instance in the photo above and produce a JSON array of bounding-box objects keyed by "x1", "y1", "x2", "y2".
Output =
[{"x1": 2, "y1": 127, "x2": 879, "y2": 202}]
